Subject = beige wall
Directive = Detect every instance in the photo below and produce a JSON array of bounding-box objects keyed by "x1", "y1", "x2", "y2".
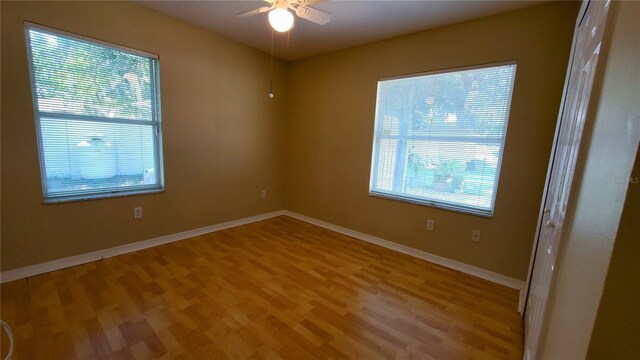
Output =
[
  {"x1": 1, "y1": 1, "x2": 288, "y2": 271},
  {"x1": 285, "y1": 2, "x2": 579, "y2": 280},
  {"x1": 587, "y1": 151, "x2": 640, "y2": 359},
  {"x1": 540, "y1": 1, "x2": 640, "y2": 358},
  {"x1": 1, "y1": 2, "x2": 581, "y2": 281}
]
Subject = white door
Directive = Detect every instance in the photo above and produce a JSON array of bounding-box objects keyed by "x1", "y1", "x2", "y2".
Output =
[{"x1": 523, "y1": 1, "x2": 611, "y2": 359}]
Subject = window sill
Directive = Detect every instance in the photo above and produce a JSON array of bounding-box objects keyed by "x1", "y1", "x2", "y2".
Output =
[
  {"x1": 43, "y1": 188, "x2": 164, "y2": 205},
  {"x1": 368, "y1": 191, "x2": 494, "y2": 218}
]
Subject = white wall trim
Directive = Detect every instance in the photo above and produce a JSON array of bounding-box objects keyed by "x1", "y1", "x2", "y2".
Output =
[
  {"x1": 519, "y1": 284, "x2": 528, "y2": 315},
  {"x1": 0, "y1": 210, "x2": 286, "y2": 284},
  {"x1": 1, "y1": 208, "x2": 525, "y2": 306},
  {"x1": 284, "y1": 211, "x2": 525, "y2": 291}
]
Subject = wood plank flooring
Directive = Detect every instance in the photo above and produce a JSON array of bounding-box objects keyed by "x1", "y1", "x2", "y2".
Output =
[{"x1": 0, "y1": 216, "x2": 523, "y2": 359}]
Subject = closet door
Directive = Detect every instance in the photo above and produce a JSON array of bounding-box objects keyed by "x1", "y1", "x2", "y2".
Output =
[{"x1": 523, "y1": 1, "x2": 611, "y2": 359}]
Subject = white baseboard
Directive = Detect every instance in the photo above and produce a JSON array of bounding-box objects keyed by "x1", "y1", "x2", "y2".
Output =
[
  {"x1": 284, "y1": 211, "x2": 525, "y2": 291},
  {"x1": 0, "y1": 210, "x2": 286, "y2": 284},
  {"x1": 1, "y1": 208, "x2": 525, "y2": 304}
]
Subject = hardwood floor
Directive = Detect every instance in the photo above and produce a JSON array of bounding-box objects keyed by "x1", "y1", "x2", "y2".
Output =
[{"x1": 0, "y1": 216, "x2": 523, "y2": 359}]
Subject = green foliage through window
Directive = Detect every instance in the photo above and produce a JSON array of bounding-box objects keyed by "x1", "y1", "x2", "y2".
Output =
[{"x1": 29, "y1": 29, "x2": 153, "y2": 120}]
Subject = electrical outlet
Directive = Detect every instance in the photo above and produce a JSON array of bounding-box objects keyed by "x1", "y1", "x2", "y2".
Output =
[
  {"x1": 261, "y1": 190, "x2": 267, "y2": 199},
  {"x1": 426, "y1": 219, "x2": 434, "y2": 231},
  {"x1": 472, "y1": 229, "x2": 481, "y2": 242},
  {"x1": 134, "y1": 207, "x2": 143, "y2": 219}
]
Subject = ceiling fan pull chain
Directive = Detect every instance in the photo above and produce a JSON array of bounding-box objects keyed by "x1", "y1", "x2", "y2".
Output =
[{"x1": 269, "y1": 28, "x2": 275, "y2": 99}]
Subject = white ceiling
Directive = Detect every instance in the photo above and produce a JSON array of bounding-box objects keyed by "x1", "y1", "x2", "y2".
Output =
[{"x1": 138, "y1": 0, "x2": 546, "y2": 61}]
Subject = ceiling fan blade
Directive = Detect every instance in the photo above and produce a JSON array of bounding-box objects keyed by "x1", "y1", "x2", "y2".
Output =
[
  {"x1": 296, "y1": 6, "x2": 331, "y2": 25},
  {"x1": 294, "y1": 0, "x2": 327, "y2": 5},
  {"x1": 238, "y1": 6, "x2": 272, "y2": 18}
]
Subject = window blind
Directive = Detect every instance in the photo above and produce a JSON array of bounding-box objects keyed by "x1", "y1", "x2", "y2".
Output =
[
  {"x1": 25, "y1": 24, "x2": 164, "y2": 202},
  {"x1": 369, "y1": 63, "x2": 517, "y2": 216}
]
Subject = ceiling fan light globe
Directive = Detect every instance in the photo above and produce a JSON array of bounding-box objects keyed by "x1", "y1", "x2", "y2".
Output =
[{"x1": 268, "y1": 8, "x2": 294, "y2": 32}]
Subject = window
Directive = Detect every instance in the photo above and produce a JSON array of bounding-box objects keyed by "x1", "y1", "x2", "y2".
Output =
[
  {"x1": 369, "y1": 63, "x2": 516, "y2": 216},
  {"x1": 25, "y1": 24, "x2": 164, "y2": 203}
]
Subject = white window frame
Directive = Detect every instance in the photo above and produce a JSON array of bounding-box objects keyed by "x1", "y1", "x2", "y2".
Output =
[
  {"x1": 368, "y1": 62, "x2": 517, "y2": 217},
  {"x1": 24, "y1": 22, "x2": 165, "y2": 203}
]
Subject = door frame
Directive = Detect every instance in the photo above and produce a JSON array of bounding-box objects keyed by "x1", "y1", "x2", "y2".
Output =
[{"x1": 519, "y1": 1, "x2": 592, "y2": 315}]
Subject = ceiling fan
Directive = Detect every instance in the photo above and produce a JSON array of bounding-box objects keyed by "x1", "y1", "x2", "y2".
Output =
[{"x1": 238, "y1": 0, "x2": 331, "y2": 32}]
